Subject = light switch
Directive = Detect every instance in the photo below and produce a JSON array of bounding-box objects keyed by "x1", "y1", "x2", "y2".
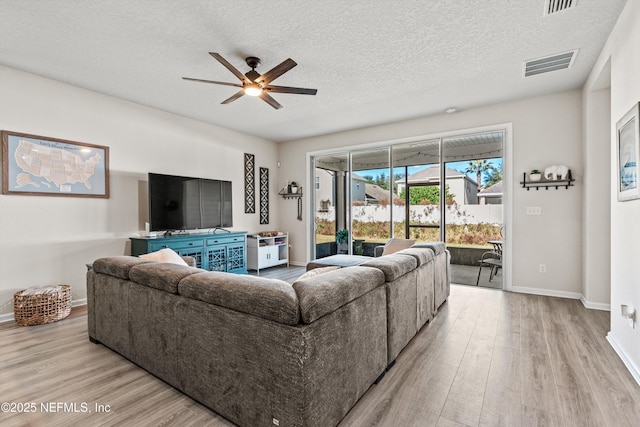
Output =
[{"x1": 526, "y1": 206, "x2": 542, "y2": 215}]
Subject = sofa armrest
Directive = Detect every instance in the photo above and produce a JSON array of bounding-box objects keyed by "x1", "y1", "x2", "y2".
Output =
[{"x1": 374, "y1": 245, "x2": 385, "y2": 257}]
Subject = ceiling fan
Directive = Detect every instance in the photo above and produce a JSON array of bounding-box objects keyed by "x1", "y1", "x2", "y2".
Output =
[{"x1": 182, "y1": 52, "x2": 317, "y2": 109}]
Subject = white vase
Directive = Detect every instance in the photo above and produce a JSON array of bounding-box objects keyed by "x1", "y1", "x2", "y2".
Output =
[{"x1": 529, "y1": 173, "x2": 541, "y2": 181}]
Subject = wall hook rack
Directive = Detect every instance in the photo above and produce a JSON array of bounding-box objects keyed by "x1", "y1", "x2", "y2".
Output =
[
  {"x1": 279, "y1": 187, "x2": 303, "y2": 199},
  {"x1": 279, "y1": 187, "x2": 303, "y2": 220}
]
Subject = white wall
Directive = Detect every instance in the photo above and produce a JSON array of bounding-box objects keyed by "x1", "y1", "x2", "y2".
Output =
[
  {"x1": 587, "y1": 0, "x2": 640, "y2": 384},
  {"x1": 582, "y1": 85, "x2": 611, "y2": 309},
  {"x1": 279, "y1": 90, "x2": 585, "y2": 299},
  {"x1": 0, "y1": 66, "x2": 279, "y2": 320}
]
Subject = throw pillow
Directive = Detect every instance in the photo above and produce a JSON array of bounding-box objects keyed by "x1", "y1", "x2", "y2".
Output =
[
  {"x1": 296, "y1": 265, "x2": 341, "y2": 281},
  {"x1": 139, "y1": 248, "x2": 188, "y2": 266},
  {"x1": 382, "y1": 238, "x2": 415, "y2": 256}
]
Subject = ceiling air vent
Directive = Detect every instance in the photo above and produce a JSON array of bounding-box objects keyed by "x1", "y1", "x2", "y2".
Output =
[
  {"x1": 524, "y1": 50, "x2": 578, "y2": 77},
  {"x1": 544, "y1": 0, "x2": 578, "y2": 16}
]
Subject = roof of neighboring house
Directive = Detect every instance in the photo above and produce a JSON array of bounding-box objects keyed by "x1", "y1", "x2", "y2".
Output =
[
  {"x1": 365, "y1": 183, "x2": 395, "y2": 201},
  {"x1": 479, "y1": 181, "x2": 503, "y2": 195},
  {"x1": 396, "y1": 166, "x2": 470, "y2": 183},
  {"x1": 351, "y1": 172, "x2": 368, "y2": 182}
]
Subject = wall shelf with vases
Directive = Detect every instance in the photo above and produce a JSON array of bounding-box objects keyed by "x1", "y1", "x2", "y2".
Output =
[
  {"x1": 279, "y1": 188, "x2": 303, "y2": 199},
  {"x1": 520, "y1": 170, "x2": 574, "y2": 190}
]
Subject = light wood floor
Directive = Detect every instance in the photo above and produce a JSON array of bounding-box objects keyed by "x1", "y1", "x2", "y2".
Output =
[{"x1": 1, "y1": 266, "x2": 639, "y2": 426}]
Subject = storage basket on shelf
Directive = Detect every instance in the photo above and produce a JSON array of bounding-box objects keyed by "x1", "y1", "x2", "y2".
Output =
[{"x1": 13, "y1": 285, "x2": 72, "y2": 326}]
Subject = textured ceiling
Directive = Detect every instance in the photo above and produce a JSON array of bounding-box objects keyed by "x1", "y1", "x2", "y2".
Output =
[{"x1": 0, "y1": 0, "x2": 627, "y2": 142}]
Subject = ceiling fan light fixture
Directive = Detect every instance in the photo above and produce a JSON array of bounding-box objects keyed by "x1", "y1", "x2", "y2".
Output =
[
  {"x1": 244, "y1": 84, "x2": 263, "y2": 97},
  {"x1": 184, "y1": 53, "x2": 316, "y2": 109}
]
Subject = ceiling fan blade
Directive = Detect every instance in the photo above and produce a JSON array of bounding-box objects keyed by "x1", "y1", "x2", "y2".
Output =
[
  {"x1": 221, "y1": 90, "x2": 245, "y2": 105},
  {"x1": 265, "y1": 85, "x2": 317, "y2": 95},
  {"x1": 209, "y1": 52, "x2": 252, "y2": 84},
  {"x1": 182, "y1": 77, "x2": 243, "y2": 88},
  {"x1": 259, "y1": 92, "x2": 283, "y2": 109},
  {"x1": 255, "y1": 58, "x2": 297, "y2": 85}
]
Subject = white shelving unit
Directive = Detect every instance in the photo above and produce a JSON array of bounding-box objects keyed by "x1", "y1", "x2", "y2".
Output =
[{"x1": 247, "y1": 233, "x2": 289, "y2": 274}]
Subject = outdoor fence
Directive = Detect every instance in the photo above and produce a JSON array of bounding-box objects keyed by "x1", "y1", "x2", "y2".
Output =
[{"x1": 316, "y1": 204, "x2": 502, "y2": 225}]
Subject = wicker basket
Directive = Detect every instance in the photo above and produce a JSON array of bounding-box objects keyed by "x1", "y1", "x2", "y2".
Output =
[{"x1": 14, "y1": 285, "x2": 72, "y2": 326}]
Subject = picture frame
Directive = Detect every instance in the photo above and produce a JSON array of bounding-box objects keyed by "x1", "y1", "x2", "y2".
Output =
[
  {"x1": 2, "y1": 130, "x2": 109, "y2": 198},
  {"x1": 616, "y1": 102, "x2": 640, "y2": 202}
]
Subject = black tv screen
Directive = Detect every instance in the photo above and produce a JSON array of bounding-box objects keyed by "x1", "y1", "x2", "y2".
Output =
[{"x1": 148, "y1": 173, "x2": 233, "y2": 232}]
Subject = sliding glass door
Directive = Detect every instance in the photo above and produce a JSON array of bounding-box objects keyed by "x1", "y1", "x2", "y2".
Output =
[
  {"x1": 310, "y1": 129, "x2": 505, "y2": 289},
  {"x1": 442, "y1": 132, "x2": 503, "y2": 287}
]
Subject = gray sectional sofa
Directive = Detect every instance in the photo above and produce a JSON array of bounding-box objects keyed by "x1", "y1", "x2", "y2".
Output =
[{"x1": 87, "y1": 243, "x2": 449, "y2": 427}]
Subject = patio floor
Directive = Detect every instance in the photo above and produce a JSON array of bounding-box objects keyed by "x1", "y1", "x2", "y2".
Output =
[{"x1": 450, "y1": 263, "x2": 502, "y2": 289}]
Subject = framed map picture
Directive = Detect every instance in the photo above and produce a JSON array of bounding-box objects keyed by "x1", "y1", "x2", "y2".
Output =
[
  {"x1": 2, "y1": 131, "x2": 109, "y2": 198},
  {"x1": 616, "y1": 102, "x2": 640, "y2": 202}
]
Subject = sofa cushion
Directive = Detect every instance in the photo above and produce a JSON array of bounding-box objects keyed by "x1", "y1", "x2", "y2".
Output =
[
  {"x1": 293, "y1": 266, "x2": 385, "y2": 324},
  {"x1": 139, "y1": 247, "x2": 188, "y2": 266},
  {"x1": 130, "y1": 262, "x2": 202, "y2": 294},
  {"x1": 381, "y1": 238, "x2": 415, "y2": 256},
  {"x1": 296, "y1": 265, "x2": 341, "y2": 281},
  {"x1": 361, "y1": 254, "x2": 417, "y2": 281},
  {"x1": 395, "y1": 247, "x2": 435, "y2": 266},
  {"x1": 179, "y1": 272, "x2": 300, "y2": 325},
  {"x1": 306, "y1": 254, "x2": 371, "y2": 271},
  {"x1": 413, "y1": 241, "x2": 446, "y2": 256},
  {"x1": 92, "y1": 256, "x2": 152, "y2": 280}
]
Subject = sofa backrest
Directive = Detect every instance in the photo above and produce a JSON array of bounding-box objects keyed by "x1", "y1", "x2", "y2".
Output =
[
  {"x1": 130, "y1": 262, "x2": 203, "y2": 293},
  {"x1": 178, "y1": 272, "x2": 300, "y2": 325},
  {"x1": 292, "y1": 266, "x2": 385, "y2": 324},
  {"x1": 92, "y1": 256, "x2": 203, "y2": 294},
  {"x1": 92, "y1": 256, "x2": 389, "y2": 328},
  {"x1": 92, "y1": 256, "x2": 152, "y2": 279},
  {"x1": 413, "y1": 242, "x2": 446, "y2": 256},
  {"x1": 394, "y1": 247, "x2": 435, "y2": 266},
  {"x1": 360, "y1": 254, "x2": 417, "y2": 281}
]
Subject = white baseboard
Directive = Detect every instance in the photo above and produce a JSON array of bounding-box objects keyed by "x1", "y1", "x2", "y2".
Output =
[
  {"x1": 289, "y1": 261, "x2": 306, "y2": 267},
  {"x1": 511, "y1": 286, "x2": 582, "y2": 300},
  {"x1": 580, "y1": 296, "x2": 611, "y2": 311},
  {"x1": 607, "y1": 331, "x2": 640, "y2": 386},
  {"x1": 72, "y1": 298, "x2": 87, "y2": 308},
  {"x1": 0, "y1": 298, "x2": 87, "y2": 324},
  {"x1": 511, "y1": 287, "x2": 611, "y2": 312}
]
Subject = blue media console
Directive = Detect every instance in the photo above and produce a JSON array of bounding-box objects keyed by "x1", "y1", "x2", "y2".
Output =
[{"x1": 130, "y1": 231, "x2": 248, "y2": 274}]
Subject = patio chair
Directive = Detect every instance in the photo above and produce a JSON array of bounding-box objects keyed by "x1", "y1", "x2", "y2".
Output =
[{"x1": 476, "y1": 250, "x2": 502, "y2": 286}]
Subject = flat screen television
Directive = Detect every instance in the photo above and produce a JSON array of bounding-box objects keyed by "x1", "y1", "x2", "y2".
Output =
[{"x1": 148, "y1": 173, "x2": 233, "y2": 232}]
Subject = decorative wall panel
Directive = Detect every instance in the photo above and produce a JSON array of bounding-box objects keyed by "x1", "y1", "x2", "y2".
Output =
[
  {"x1": 259, "y1": 167, "x2": 269, "y2": 224},
  {"x1": 244, "y1": 153, "x2": 255, "y2": 213}
]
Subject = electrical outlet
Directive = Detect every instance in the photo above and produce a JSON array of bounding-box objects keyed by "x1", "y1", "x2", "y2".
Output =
[
  {"x1": 527, "y1": 206, "x2": 542, "y2": 215},
  {"x1": 539, "y1": 264, "x2": 547, "y2": 273}
]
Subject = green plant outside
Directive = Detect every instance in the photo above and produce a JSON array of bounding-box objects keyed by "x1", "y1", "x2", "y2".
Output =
[{"x1": 335, "y1": 229, "x2": 349, "y2": 243}]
